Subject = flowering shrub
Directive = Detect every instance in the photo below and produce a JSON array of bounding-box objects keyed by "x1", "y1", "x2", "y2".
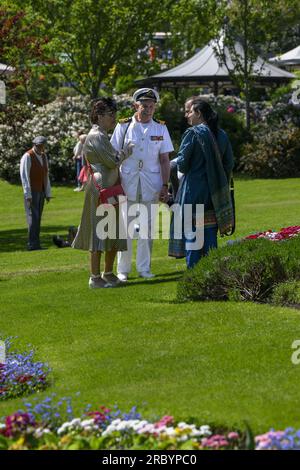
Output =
[
  {"x1": 0, "y1": 94, "x2": 141, "y2": 183},
  {"x1": 239, "y1": 123, "x2": 300, "y2": 178},
  {"x1": 0, "y1": 395, "x2": 298, "y2": 450},
  {"x1": 0, "y1": 337, "x2": 50, "y2": 401},
  {"x1": 0, "y1": 96, "x2": 90, "y2": 183},
  {"x1": 1, "y1": 92, "x2": 299, "y2": 181}
]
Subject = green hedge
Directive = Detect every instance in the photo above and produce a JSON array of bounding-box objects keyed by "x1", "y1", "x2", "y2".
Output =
[
  {"x1": 177, "y1": 237, "x2": 300, "y2": 306},
  {"x1": 271, "y1": 281, "x2": 300, "y2": 307}
]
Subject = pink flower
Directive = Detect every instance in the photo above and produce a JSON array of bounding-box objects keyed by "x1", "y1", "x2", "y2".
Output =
[
  {"x1": 200, "y1": 434, "x2": 229, "y2": 449},
  {"x1": 228, "y1": 432, "x2": 239, "y2": 440},
  {"x1": 227, "y1": 106, "x2": 235, "y2": 113},
  {"x1": 154, "y1": 415, "x2": 174, "y2": 428}
]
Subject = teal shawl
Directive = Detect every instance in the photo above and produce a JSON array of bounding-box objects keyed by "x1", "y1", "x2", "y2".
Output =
[{"x1": 193, "y1": 126, "x2": 234, "y2": 236}]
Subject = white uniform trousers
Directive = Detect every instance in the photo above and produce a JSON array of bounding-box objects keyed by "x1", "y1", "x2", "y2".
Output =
[{"x1": 117, "y1": 199, "x2": 158, "y2": 274}]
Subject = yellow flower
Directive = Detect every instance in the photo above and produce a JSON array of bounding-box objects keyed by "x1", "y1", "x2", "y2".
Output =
[
  {"x1": 9, "y1": 437, "x2": 27, "y2": 450},
  {"x1": 60, "y1": 435, "x2": 73, "y2": 445}
]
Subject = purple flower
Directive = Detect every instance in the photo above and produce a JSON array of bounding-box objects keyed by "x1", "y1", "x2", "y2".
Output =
[{"x1": 0, "y1": 337, "x2": 50, "y2": 401}]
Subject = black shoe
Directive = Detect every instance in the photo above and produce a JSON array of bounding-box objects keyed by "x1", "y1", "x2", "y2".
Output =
[{"x1": 53, "y1": 235, "x2": 70, "y2": 248}]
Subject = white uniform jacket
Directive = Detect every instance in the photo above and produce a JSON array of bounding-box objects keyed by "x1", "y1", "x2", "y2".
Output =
[{"x1": 110, "y1": 115, "x2": 174, "y2": 202}]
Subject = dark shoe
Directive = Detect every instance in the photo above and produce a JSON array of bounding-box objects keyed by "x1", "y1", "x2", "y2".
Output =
[
  {"x1": 53, "y1": 235, "x2": 70, "y2": 248},
  {"x1": 89, "y1": 276, "x2": 112, "y2": 289},
  {"x1": 101, "y1": 272, "x2": 122, "y2": 287}
]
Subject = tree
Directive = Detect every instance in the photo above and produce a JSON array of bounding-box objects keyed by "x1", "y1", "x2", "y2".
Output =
[
  {"x1": 0, "y1": 6, "x2": 54, "y2": 102},
  {"x1": 213, "y1": 0, "x2": 300, "y2": 130},
  {"x1": 167, "y1": 0, "x2": 224, "y2": 64},
  {"x1": 16, "y1": 0, "x2": 167, "y2": 98}
]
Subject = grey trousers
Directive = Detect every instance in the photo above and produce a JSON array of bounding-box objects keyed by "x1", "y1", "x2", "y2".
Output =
[{"x1": 24, "y1": 191, "x2": 45, "y2": 249}]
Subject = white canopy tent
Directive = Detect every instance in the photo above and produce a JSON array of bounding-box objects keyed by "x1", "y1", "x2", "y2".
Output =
[
  {"x1": 269, "y1": 45, "x2": 300, "y2": 69},
  {"x1": 136, "y1": 39, "x2": 295, "y2": 93}
]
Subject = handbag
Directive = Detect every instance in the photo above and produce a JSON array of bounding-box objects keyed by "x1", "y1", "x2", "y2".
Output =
[{"x1": 86, "y1": 161, "x2": 125, "y2": 207}]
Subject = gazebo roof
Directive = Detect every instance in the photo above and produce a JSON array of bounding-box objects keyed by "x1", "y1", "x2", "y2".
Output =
[
  {"x1": 269, "y1": 45, "x2": 300, "y2": 66},
  {"x1": 0, "y1": 63, "x2": 15, "y2": 75},
  {"x1": 136, "y1": 39, "x2": 295, "y2": 88}
]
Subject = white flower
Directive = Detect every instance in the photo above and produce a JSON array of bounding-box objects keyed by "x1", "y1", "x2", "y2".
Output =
[
  {"x1": 111, "y1": 419, "x2": 121, "y2": 426},
  {"x1": 57, "y1": 424, "x2": 68, "y2": 435},
  {"x1": 81, "y1": 419, "x2": 95, "y2": 428},
  {"x1": 164, "y1": 427, "x2": 176, "y2": 437},
  {"x1": 137, "y1": 423, "x2": 155, "y2": 434},
  {"x1": 70, "y1": 418, "x2": 81, "y2": 426},
  {"x1": 199, "y1": 425, "x2": 211, "y2": 436},
  {"x1": 34, "y1": 427, "x2": 51, "y2": 438}
]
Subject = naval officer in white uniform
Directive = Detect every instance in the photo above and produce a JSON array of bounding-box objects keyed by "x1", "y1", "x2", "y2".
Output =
[{"x1": 110, "y1": 88, "x2": 174, "y2": 280}]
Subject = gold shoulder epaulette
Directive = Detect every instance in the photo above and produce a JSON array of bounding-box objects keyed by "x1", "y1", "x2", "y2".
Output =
[
  {"x1": 119, "y1": 117, "x2": 132, "y2": 124},
  {"x1": 154, "y1": 118, "x2": 165, "y2": 125}
]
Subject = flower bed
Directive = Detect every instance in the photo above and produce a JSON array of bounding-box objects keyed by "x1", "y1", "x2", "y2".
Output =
[
  {"x1": 0, "y1": 395, "x2": 298, "y2": 450},
  {"x1": 245, "y1": 226, "x2": 300, "y2": 241},
  {"x1": 0, "y1": 338, "x2": 50, "y2": 401}
]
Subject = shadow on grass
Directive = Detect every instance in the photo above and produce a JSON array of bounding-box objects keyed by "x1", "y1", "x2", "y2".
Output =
[
  {"x1": 0, "y1": 226, "x2": 73, "y2": 253},
  {"x1": 124, "y1": 270, "x2": 185, "y2": 287}
]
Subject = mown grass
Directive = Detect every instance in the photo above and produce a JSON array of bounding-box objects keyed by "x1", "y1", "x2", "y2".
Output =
[{"x1": 0, "y1": 178, "x2": 300, "y2": 433}]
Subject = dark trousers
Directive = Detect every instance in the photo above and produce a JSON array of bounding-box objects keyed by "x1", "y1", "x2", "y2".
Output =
[
  {"x1": 76, "y1": 159, "x2": 82, "y2": 187},
  {"x1": 169, "y1": 160, "x2": 179, "y2": 199},
  {"x1": 24, "y1": 191, "x2": 45, "y2": 250},
  {"x1": 186, "y1": 226, "x2": 218, "y2": 269}
]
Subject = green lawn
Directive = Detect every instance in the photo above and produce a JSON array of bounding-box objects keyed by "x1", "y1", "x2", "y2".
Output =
[{"x1": 0, "y1": 178, "x2": 300, "y2": 433}]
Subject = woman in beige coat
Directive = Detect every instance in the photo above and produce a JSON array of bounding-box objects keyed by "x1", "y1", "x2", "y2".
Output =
[{"x1": 72, "y1": 98, "x2": 133, "y2": 288}]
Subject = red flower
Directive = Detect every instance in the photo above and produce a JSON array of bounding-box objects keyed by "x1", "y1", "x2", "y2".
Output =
[{"x1": 17, "y1": 374, "x2": 33, "y2": 384}]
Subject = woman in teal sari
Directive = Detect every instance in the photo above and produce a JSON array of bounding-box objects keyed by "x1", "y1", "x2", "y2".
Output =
[{"x1": 168, "y1": 100, "x2": 234, "y2": 269}]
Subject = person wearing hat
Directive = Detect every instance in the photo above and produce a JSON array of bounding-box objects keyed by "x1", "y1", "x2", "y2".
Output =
[
  {"x1": 110, "y1": 88, "x2": 174, "y2": 281},
  {"x1": 20, "y1": 136, "x2": 51, "y2": 250}
]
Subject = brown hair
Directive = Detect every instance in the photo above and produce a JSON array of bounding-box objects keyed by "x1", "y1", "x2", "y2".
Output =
[{"x1": 90, "y1": 98, "x2": 117, "y2": 124}]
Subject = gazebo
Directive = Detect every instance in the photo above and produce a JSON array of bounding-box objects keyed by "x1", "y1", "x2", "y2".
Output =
[
  {"x1": 269, "y1": 45, "x2": 300, "y2": 70},
  {"x1": 135, "y1": 39, "x2": 295, "y2": 95}
]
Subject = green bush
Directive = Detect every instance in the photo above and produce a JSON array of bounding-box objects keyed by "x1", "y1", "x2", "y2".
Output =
[
  {"x1": 177, "y1": 237, "x2": 300, "y2": 304},
  {"x1": 271, "y1": 281, "x2": 300, "y2": 307},
  {"x1": 216, "y1": 108, "x2": 251, "y2": 167},
  {"x1": 269, "y1": 85, "x2": 292, "y2": 104},
  {"x1": 239, "y1": 123, "x2": 300, "y2": 178},
  {"x1": 55, "y1": 87, "x2": 79, "y2": 98},
  {"x1": 114, "y1": 75, "x2": 135, "y2": 95}
]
